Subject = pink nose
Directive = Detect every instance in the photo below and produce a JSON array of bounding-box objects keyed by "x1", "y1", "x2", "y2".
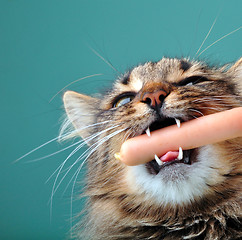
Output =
[{"x1": 142, "y1": 90, "x2": 167, "y2": 108}]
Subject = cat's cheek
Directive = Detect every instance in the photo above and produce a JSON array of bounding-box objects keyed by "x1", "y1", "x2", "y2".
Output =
[
  {"x1": 134, "y1": 103, "x2": 152, "y2": 116},
  {"x1": 196, "y1": 144, "x2": 232, "y2": 186},
  {"x1": 110, "y1": 134, "x2": 128, "y2": 154},
  {"x1": 161, "y1": 95, "x2": 190, "y2": 119}
]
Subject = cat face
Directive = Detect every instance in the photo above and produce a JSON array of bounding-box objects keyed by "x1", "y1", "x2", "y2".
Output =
[{"x1": 63, "y1": 57, "x2": 242, "y2": 209}]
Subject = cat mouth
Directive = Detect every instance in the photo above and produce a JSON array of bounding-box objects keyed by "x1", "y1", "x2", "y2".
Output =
[
  {"x1": 142, "y1": 118, "x2": 194, "y2": 175},
  {"x1": 145, "y1": 149, "x2": 193, "y2": 175}
]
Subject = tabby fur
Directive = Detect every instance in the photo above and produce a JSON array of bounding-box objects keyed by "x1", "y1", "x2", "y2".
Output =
[{"x1": 63, "y1": 57, "x2": 242, "y2": 239}]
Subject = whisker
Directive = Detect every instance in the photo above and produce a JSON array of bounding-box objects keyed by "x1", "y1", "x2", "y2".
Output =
[
  {"x1": 88, "y1": 45, "x2": 120, "y2": 74},
  {"x1": 47, "y1": 124, "x2": 120, "y2": 217},
  {"x1": 59, "y1": 120, "x2": 112, "y2": 141},
  {"x1": 25, "y1": 139, "x2": 84, "y2": 163},
  {"x1": 207, "y1": 95, "x2": 242, "y2": 98},
  {"x1": 66, "y1": 126, "x2": 127, "y2": 184},
  {"x1": 195, "y1": 16, "x2": 218, "y2": 56},
  {"x1": 191, "y1": 100, "x2": 226, "y2": 105},
  {"x1": 196, "y1": 26, "x2": 242, "y2": 58},
  {"x1": 67, "y1": 126, "x2": 128, "y2": 230},
  {"x1": 16, "y1": 120, "x2": 112, "y2": 164},
  {"x1": 191, "y1": 95, "x2": 241, "y2": 103},
  {"x1": 49, "y1": 73, "x2": 103, "y2": 103},
  {"x1": 15, "y1": 133, "x2": 72, "y2": 163},
  {"x1": 49, "y1": 125, "x2": 128, "y2": 232},
  {"x1": 122, "y1": 127, "x2": 133, "y2": 142},
  {"x1": 48, "y1": 141, "x2": 88, "y2": 218},
  {"x1": 189, "y1": 108, "x2": 204, "y2": 117},
  {"x1": 45, "y1": 140, "x2": 88, "y2": 185},
  {"x1": 49, "y1": 124, "x2": 122, "y2": 202},
  {"x1": 198, "y1": 106, "x2": 224, "y2": 111},
  {"x1": 63, "y1": 126, "x2": 128, "y2": 193}
]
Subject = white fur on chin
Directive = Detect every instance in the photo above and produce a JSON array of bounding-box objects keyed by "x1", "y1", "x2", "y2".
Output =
[{"x1": 127, "y1": 145, "x2": 220, "y2": 206}]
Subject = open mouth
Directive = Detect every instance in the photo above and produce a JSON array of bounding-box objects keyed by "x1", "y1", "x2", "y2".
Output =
[
  {"x1": 146, "y1": 149, "x2": 192, "y2": 175},
  {"x1": 143, "y1": 118, "x2": 194, "y2": 175}
]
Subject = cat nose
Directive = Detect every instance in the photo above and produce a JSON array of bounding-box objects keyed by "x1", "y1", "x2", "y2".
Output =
[{"x1": 142, "y1": 90, "x2": 167, "y2": 108}]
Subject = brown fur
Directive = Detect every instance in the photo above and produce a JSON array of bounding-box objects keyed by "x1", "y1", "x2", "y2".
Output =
[{"x1": 63, "y1": 58, "x2": 242, "y2": 239}]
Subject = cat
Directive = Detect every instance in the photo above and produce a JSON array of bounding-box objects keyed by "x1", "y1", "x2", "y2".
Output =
[{"x1": 62, "y1": 57, "x2": 242, "y2": 239}]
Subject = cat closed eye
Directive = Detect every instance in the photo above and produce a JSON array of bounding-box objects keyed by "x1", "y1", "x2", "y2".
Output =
[{"x1": 178, "y1": 76, "x2": 210, "y2": 86}]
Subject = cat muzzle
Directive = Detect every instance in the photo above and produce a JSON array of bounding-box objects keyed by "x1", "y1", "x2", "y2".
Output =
[{"x1": 142, "y1": 118, "x2": 194, "y2": 175}]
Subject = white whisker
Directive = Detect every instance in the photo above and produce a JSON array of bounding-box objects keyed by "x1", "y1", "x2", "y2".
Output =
[
  {"x1": 64, "y1": 126, "x2": 128, "y2": 192},
  {"x1": 196, "y1": 26, "x2": 242, "y2": 58},
  {"x1": 122, "y1": 126, "x2": 135, "y2": 142},
  {"x1": 49, "y1": 124, "x2": 122, "y2": 204},
  {"x1": 198, "y1": 106, "x2": 223, "y2": 111},
  {"x1": 46, "y1": 141, "x2": 87, "y2": 185},
  {"x1": 195, "y1": 16, "x2": 218, "y2": 56},
  {"x1": 25, "y1": 139, "x2": 84, "y2": 163},
  {"x1": 67, "y1": 126, "x2": 128, "y2": 231},
  {"x1": 59, "y1": 120, "x2": 112, "y2": 141},
  {"x1": 49, "y1": 73, "x2": 103, "y2": 103},
  {"x1": 191, "y1": 95, "x2": 240, "y2": 103},
  {"x1": 189, "y1": 108, "x2": 204, "y2": 117},
  {"x1": 16, "y1": 120, "x2": 112, "y2": 164},
  {"x1": 15, "y1": 133, "x2": 71, "y2": 163},
  {"x1": 88, "y1": 45, "x2": 120, "y2": 74}
]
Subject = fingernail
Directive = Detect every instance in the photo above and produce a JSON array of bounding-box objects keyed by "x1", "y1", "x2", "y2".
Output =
[{"x1": 114, "y1": 152, "x2": 122, "y2": 161}]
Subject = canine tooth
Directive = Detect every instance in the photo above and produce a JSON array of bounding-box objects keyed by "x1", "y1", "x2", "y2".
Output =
[
  {"x1": 146, "y1": 127, "x2": 151, "y2": 137},
  {"x1": 178, "y1": 147, "x2": 183, "y2": 160},
  {"x1": 154, "y1": 154, "x2": 163, "y2": 165},
  {"x1": 175, "y1": 118, "x2": 181, "y2": 128}
]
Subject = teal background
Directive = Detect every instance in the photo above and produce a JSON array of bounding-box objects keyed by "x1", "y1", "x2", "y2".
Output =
[{"x1": 1, "y1": 0, "x2": 241, "y2": 239}]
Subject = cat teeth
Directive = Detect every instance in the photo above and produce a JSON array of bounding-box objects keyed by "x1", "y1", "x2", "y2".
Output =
[
  {"x1": 175, "y1": 118, "x2": 181, "y2": 128},
  {"x1": 178, "y1": 147, "x2": 183, "y2": 160},
  {"x1": 145, "y1": 127, "x2": 151, "y2": 137},
  {"x1": 154, "y1": 154, "x2": 163, "y2": 165}
]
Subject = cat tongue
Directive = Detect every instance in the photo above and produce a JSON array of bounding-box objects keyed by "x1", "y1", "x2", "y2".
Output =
[{"x1": 160, "y1": 151, "x2": 179, "y2": 163}]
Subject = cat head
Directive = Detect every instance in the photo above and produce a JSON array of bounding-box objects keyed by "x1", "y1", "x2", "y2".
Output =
[{"x1": 62, "y1": 57, "x2": 242, "y2": 210}]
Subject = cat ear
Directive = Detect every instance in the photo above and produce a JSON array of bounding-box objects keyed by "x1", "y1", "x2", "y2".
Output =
[
  {"x1": 228, "y1": 58, "x2": 242, "y2": 77},
  {"x1": 227, "y1": 58, "x2": 242, "y2": 94},
  {"x1": 63, "y1": 91, "x2": 99, "y2": 142}
]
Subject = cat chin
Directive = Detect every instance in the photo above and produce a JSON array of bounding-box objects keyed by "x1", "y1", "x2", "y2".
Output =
[{"x1": 126, "y1": 145, "x2": 220, "y2": 206}]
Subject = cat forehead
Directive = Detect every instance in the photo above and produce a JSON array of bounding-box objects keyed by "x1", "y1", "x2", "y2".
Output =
[{"x1": 115, "y1": 58, "x2": 204, "y2": 92}]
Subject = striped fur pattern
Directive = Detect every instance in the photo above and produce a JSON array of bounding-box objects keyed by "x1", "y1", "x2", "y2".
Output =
[{"x1": 63, "y1": 57, "x2": 242, "y2": 239}]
